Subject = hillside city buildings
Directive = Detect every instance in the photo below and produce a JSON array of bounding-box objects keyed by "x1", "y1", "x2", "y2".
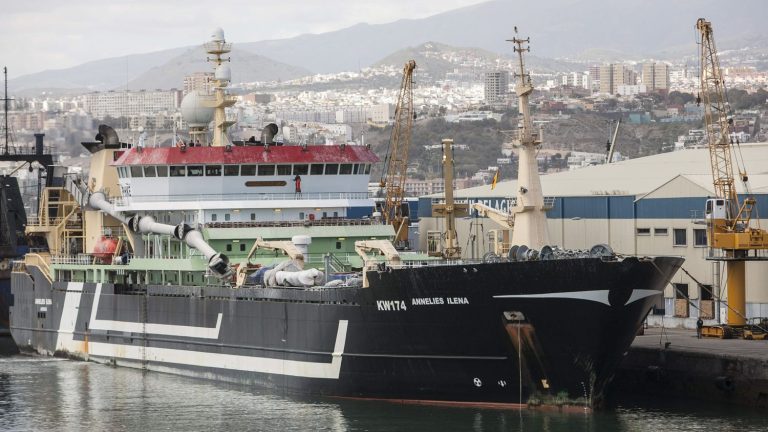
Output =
[{"x1": 3, "y1": 42, "x2": 766, "y2": 193}]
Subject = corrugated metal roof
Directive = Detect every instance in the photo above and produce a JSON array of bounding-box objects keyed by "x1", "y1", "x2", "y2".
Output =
[
  {"x1": 444, "y1": 143, "x2": 768, "y2": 198},
  {"x1": 113, "y1": 144, "x2": 379, "y2": 166}
]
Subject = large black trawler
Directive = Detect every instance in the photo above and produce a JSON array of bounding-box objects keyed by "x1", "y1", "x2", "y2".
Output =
[{"x1": 10, "y1": 29, "x2": 682, "y2": 408}]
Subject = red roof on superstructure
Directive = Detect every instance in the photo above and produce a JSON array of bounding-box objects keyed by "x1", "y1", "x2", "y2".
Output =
[{"x1": 113, "y1": 144, "x2": 379, "y2": 166}]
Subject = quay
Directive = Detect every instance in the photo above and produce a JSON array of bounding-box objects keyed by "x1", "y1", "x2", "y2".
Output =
[{"x1": 613, "y1": 327, "x2": 768, "y2": 408}]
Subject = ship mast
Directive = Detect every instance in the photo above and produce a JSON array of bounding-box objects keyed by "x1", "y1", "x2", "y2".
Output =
[
  {"x1": 507, "y1": 30, "x2": 550, "y2": 250},
  {"x1": 3, "y1": 67, "x2": 10, "y2": 155},
  {"x1": 203, "y1": 28, "x2": 237, "y2": 147}
]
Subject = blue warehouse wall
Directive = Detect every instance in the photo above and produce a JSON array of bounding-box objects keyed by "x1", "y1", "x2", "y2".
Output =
[{"x1": 419, "y1": 194, "x2": 768, "y2": 221}]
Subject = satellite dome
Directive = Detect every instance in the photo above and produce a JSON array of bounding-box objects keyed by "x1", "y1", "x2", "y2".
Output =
[
  {"x1": 210, "y1": 27, "x2": 225, "y2": 43},
  {"x1": 180, "y1": 91, "x2": 214, "y2": 128},
  {"x1": 215, "y1": 64, "x2": 231, "y2": 83}
]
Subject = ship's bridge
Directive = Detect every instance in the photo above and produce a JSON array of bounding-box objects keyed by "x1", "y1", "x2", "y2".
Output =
[{"x1": 113, "y1": 144, "x2": 378, "y2": 202}]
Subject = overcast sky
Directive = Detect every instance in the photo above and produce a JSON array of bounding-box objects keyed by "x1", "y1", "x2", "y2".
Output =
[{"x1": 0, "y1": 0, "x2": 489, "y2": 78}]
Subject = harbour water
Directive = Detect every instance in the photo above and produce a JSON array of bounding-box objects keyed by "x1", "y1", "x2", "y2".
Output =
[{"x1": 0, "y1": 355, "x2": 766, "y2": 432}]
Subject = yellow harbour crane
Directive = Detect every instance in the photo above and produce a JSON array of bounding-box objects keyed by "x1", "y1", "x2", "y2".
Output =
[
  {"x1": 380, "y1": 60, "x2": 416, "y2": 249},
  {"x1": 696, "y1": 18, "x2": 768, "y2": 330}
]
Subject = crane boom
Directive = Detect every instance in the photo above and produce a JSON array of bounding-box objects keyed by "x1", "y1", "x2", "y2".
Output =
[
  {"x1": 380, "y1": 60, "x2": 416, "y2": 249},
  {"x1": 697, "y1": 18, "x2": 739, "y2": 220}
]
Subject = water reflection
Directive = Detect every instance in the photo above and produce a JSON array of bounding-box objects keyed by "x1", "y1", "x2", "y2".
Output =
[{"x1": 0, "y1": 356, "x2": 765, "y2": 432}]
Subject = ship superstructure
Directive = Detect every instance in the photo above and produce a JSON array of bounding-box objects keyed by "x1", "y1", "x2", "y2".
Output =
[{"x1": 10, "y1": 28, "x2": 683, "y2": 409}]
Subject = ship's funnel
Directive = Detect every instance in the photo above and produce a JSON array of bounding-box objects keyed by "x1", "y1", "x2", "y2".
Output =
[
  {"x1": 96, "y1": 125, "x2": 120, "y2": 146},
  {"x1": 261, "y1": 123, "x2": 279, "y2": 144}
]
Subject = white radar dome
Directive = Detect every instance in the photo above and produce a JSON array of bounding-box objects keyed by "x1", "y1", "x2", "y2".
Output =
[
  {"x1": 180, "y1": 91, "x2": 214, "y2": 128},
  {"x1": 210, "y1": 27, "x2": 225, "y2": 42},
  {"x1": 215, "y1": 64, "x2": 232, "y2": 83}
]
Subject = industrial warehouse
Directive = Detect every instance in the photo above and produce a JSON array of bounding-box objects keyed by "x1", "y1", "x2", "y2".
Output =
[{"x1": 418, "y1": 143, "x2": 768, "y2": 328}]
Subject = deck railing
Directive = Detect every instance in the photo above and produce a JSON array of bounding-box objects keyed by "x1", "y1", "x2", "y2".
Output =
[{"x1": 111, "y1": 191, "x2": 371, "y2": 206}]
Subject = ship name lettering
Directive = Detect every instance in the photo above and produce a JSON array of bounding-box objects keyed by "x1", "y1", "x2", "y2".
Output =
[
  {"x1": 376, "y1": 300, "x2": 407, "y2": 311},
  {"x1": 447, "y1": 297, "x2": 469, "y2": 305},
  {"x1": 411, "y1": 297, "x2": 444, "y2": 306}
]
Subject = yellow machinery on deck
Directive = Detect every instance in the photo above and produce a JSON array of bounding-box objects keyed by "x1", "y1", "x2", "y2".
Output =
[{"x1": 696, "y1": 18, "x2": 768, "y2": 335}]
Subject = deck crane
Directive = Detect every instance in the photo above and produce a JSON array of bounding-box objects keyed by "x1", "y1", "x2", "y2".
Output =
[
  {"x1": 379, "y1": 60, "x2": 416, "y2": 249},
  {"x1": 605, "y1": 118, "x2": 621, "y2": 164},
  {"x1": 696, "y1": 18, "x2": 768, "y2": 330}
]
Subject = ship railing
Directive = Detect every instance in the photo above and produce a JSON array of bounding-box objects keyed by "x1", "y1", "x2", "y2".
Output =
[
  {"x1": 26, "y1": 216, "x2": 70, "y2": 228},
  {"x1": 101, "y1": 226, "x2": 127, "y2": 238},
  {"x1": 50, "y1": 254, "x2": 99, "y2": 266},
  {"x1": 204, "y1": 218, "x2": 380, "y2": 229},
  {"x1": 110, "y1": 192, "x2": 372, "y2": 206},
  {"x1": 23, "y1": 253, "x2": 53, "y2": 283}
]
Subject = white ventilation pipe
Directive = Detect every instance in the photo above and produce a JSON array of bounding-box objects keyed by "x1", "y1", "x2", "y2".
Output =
[
  {"x1": 127, "y1": 215, "x2": 232, "y2": 279},
  {"x1": 87, "y1": 191, "x2": 145, "y2": 257}
]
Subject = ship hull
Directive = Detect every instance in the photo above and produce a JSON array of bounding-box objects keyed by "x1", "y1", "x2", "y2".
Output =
[{"x1": 10, "y1": 256, "x2": 682, "y2": 407}]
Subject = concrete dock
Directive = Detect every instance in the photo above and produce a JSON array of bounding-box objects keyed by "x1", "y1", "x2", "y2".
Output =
[{"x1": 613, "y1": 327, "x2": 768, "y2": 408}]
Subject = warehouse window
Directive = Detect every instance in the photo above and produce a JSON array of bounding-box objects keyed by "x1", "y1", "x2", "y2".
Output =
[
  {"x1": 674, "y1": 283, "x2": 689, "y2": 299},
  {"x1": 693, "y1": 229, "x2": 707, "y2": 247},
  {"x1": 654, "y1": 228, "x2": 668, "y2": 236},
  {"x1": 673, "y1": 229, "x2": 687, "y2": 246},
  {"x1": 673, "y1": 283, "x2": 689, "y2": 318},
  {"x1": 636, "y1": 228, "x2": 650, "y2": 236},
  {"x1": 700, "y1": 284, "x2": 714, "y2": 301}
]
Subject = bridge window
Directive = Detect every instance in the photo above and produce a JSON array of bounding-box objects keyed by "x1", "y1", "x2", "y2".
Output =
[
  {"x1": 325, "y1": 164, "x2": 338, "y2": 175},
  {"x1": 339, "y1": 164, "x2": 353, "y2": 175},
  {"x1": 224, "y1": 213, "x2": 230, "y2": 221},
  {"x1": 170, "y1": 166, "x2": 186, "y2": 177},
  {"x1": 293, "y1": 164, "x2": 309, "y2": 175},
  {"x1": 224, "y1": 165, "x2": 239, "y2": 176},
  {"x1": 130, "y1": 166, "x2": 144, "y2": 177},
  {"x1": 277, "y1": 165, "x2": 291, "y2": 175},
  {"x1": 258, "y1": 165, "x2": 275, "y2": 176},
  {"x1": 156, "y1": 166, "x2": 168, "y2": 177},
  {"x1": 310, "y1": 164, "x2": 324, "y2": 175},
  {"x1": 353, "y1": 163, "x2": 360, "y2": 174},
  {"x1": 188, "y1": 165, "x2": 204, "y2": 177},
  {"x1": 205, "y1": 165, "x2": 222, "y2": 176},
  {"x1": 144, "y1": 166, "x2": 156, "y2": 177},
  {"x1": 241, "y1": 165, "x2": 256, "y2": 176},
  {"x1": 364, "y1": 164, "x2": 371, "y2": 175},
  {"x1": 240, "y1": 243, "x2": 246, "y2": 252},
  {"x1": 211, "y1": 214, "x2": 217, "y2": 221}
]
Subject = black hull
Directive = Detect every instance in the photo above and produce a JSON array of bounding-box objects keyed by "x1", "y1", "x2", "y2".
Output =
[{"x1": 10, "y1": 256, "x2": 682, "y2": 407}]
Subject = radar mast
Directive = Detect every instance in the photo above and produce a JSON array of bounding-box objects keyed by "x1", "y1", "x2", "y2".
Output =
[
  {"x1": 203, "y1": 28, "x2": 237, "y2": 147},
  {"x1": 507, "y1": 30, "x2": 550, "y2": 250}
]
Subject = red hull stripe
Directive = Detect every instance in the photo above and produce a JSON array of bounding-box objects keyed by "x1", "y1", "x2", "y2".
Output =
[
  {"x1": 113, "y1": 145, "x2": 379, "y2": 166},
  {"x1": 331, "y1": 396, "x2": 592, "y2": 413}
]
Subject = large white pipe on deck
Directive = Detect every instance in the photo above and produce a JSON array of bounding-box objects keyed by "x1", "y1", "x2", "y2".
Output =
[
  {"x1": 87, "y1": 191, "x2": 145, "y2": 257},
  {"x1": 88, "y1": 191, "x2": 128, "y2": 224},
  {"x1": 128, "y1": 215, "x2": 232, "y2": 279}
]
